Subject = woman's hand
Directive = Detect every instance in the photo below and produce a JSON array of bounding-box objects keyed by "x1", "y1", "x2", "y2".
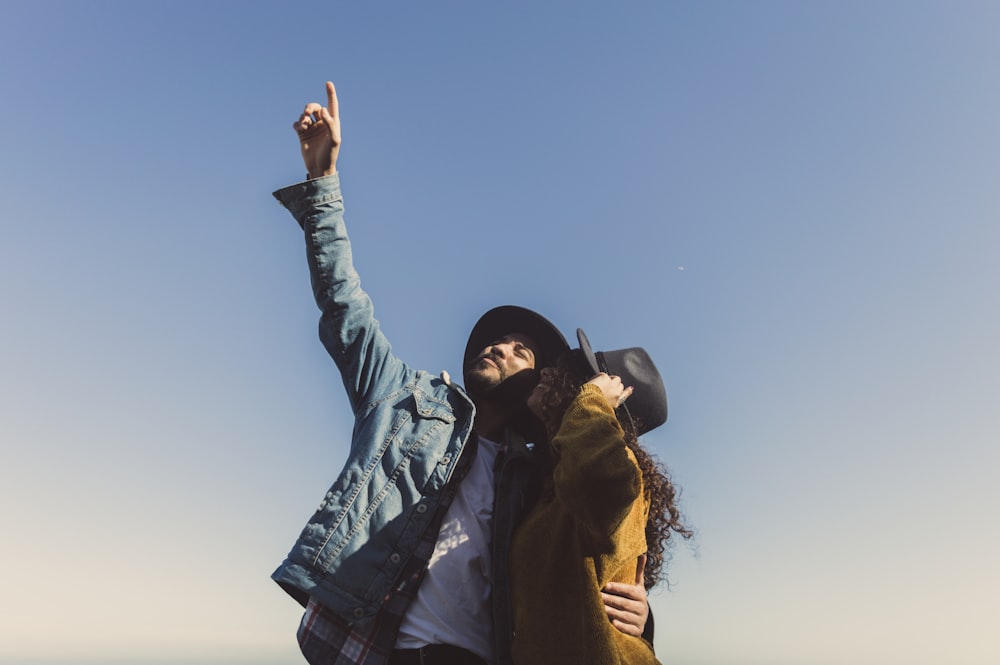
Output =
[
  {"x1": 294, "y1": 81, "x2": 341, "y2": 179},
  {"x1": 586, "y1": 372, "x2": 634, "y2": 411}
]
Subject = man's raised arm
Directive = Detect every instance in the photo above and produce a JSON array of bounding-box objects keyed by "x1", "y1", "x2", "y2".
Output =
[{"x1": 273, "y1": 81, "x2": 407, "y2": 412}]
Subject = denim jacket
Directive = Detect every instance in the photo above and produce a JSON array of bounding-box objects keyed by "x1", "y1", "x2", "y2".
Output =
[{"x1": 271, "y1": 175, "x2": 536, "y2": 665}]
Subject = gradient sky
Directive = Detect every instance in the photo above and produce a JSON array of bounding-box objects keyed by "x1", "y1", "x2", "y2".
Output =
[{"x1": 2, "y1": 2, "x2": 998, "y2": 664}]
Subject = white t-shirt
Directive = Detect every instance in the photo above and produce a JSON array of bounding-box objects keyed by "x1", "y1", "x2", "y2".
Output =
[{"x1": 395, "y1": 434, "x2": 502, "y2": 663}]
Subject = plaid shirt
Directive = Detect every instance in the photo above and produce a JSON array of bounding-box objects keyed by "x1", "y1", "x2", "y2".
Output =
[{"x1": 296, "y1": 436, "x2": 478, "y2": 665}]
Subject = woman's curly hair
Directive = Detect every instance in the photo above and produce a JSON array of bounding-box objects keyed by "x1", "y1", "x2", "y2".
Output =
[{"x1": 533, "y1": 351, "x2": 693, "y2": 590}]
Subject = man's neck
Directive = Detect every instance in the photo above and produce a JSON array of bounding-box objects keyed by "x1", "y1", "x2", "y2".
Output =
[{"x1": 473, "y1": 401, "x2": 514, "y2": 442}]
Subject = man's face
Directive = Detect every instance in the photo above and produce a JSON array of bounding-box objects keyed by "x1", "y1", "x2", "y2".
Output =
[{"x1": 464, "y1": 333, "x2": 540, "y2": 397}]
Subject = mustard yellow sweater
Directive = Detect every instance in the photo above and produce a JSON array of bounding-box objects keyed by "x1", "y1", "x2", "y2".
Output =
[{"x1": 510, "y1": 384, "x2": 659, "y2": 665}]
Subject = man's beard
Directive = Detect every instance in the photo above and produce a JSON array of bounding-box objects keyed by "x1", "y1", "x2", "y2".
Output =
[
  {"x1": 464, "y1": 358, "x2": 546, "y2": 441},
  {"x1": 468, "y1": 367, "x2": 540, "y2": 404},
  {"x1": 464, "y1": 353, "x2": 540, "y2": 405}
]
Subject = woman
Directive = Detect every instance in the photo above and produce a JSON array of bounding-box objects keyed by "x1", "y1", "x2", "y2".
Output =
[{"x1": 509, "y1": 329, "x2": 692, "y2": 665}]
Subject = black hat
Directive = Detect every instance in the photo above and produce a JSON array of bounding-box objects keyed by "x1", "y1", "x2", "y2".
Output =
[
  {"x1": 464, "y1": 305, "x2": 569, "y2": 371},
  {"x1": 576, "y1": 328, "x2": 668, "y2": 435}
]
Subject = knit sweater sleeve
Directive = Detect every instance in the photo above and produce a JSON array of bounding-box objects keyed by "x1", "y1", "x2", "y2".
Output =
[{"x1": 551, "y1": 383, "x2": 642, "y2": 541}]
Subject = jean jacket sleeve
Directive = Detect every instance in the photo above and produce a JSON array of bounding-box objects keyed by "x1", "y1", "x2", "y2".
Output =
[{"x1": 273, "y1": 174, "x2": 407, "y2": 412}]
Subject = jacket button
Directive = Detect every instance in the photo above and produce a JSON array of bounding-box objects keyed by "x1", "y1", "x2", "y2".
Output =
[
  {"x1": 390, "y1": 553, "x2": 401, "y2": 564},
  {"x1": 416, "y1": 504, "x2": 428, "y2": 513},
  {"x1": 440, "y1": 455, "x2": 451, "y2": 465},
  {"x1": 353, "y1": 608, "x2": 364, "y2": 618}
]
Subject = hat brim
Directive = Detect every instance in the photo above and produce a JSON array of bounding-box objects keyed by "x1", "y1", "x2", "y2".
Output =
[
  {"x1": 577, "y1": 328, "x2": 601, "y2": 376},
  {"x1": 464, "y1": 306, "x2": 569, "y2": 370},
  {"x1": 576, "y1": 327, "x2": 668, "y2": 434}
]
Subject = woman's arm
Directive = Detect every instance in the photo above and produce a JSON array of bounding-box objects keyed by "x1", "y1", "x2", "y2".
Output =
[{"x1": 550, "y1": 382, "x2": 642, "y2": 539}]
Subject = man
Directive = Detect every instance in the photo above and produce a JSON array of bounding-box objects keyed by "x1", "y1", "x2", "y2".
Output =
[{"x1": 271, "y1": 81, "x2": 649, "y2": 665}]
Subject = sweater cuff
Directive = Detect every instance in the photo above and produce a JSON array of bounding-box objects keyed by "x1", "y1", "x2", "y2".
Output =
[
  {"x1": 553, "y1": 384, "x2": 622, "y2": 452},
  {"x1": 570, "y1": 383, "x2": 617, "y2": 418}
]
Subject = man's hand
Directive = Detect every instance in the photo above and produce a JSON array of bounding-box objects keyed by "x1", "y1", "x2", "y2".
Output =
[
  {"x1": 295, "y1": 81, "x2": 341, "y2": 179},
  {"x1": 602, "y1": 554, "x2": 649, "y2": 637}
]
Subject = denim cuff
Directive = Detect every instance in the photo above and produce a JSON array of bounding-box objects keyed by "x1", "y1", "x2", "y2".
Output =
[{"x1": 272, "y1": 173, "x2": 342, "y2": 218}]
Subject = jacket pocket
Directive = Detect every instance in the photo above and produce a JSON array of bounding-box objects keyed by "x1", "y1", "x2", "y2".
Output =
[
  {"x1": 391, "y1": 389, "x2": 457, "y2": 495},
  {"x1": 313, "y1": 390, "x2": 459, "y2": 589}
]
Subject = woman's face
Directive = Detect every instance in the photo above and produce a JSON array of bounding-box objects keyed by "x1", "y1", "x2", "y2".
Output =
[{"x1": 526, "y1": 366, "x2": 556, "y2": 418}]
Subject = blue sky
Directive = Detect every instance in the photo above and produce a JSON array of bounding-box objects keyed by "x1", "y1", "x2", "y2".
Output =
[{"x1": 1, "y1": 2, "x2": 998, "y2": 664}]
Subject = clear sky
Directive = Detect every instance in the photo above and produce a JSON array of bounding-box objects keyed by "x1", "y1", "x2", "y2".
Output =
[{"x1": 2, "y1": 2, "x2": 998, "y2": 664}]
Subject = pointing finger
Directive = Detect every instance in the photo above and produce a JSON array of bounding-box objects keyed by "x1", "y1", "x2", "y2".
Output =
[{"x1": 326, "y1": 81, "x2": 339, "y2": 118}]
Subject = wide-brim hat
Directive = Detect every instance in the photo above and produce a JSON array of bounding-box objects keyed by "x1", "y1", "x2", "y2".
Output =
[
  {"x1": 464, "y1": 305, "x2": 569, "y2": 370},
  {"x1": 577, "y1": 328, "x2": 668, "y2": 435}
]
